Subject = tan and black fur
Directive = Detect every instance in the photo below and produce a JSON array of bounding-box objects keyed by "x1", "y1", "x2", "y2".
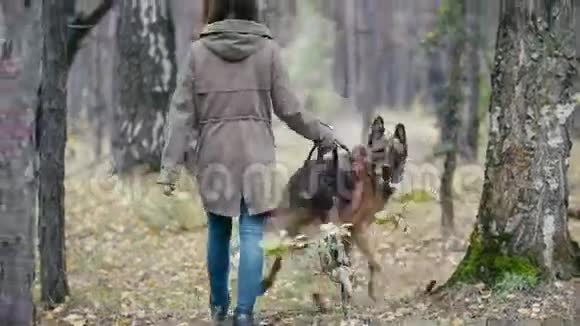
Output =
[{"x1": 262, "y1": 119, "x2": 408, "y2": 304}]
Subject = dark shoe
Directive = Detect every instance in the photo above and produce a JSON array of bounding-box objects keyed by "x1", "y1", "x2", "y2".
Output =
[
  {"x1": 210, "y1": 305, "x2": 228, "y2": 325},
  {"x1": 233, "y1": 313, "x2": 254, "y2": 326}
]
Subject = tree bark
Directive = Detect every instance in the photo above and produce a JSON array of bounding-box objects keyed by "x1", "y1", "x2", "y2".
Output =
[
  {"x1": 38, "y1": 0, "x2": 113, "y2": 306},
  {"x1": 113, "y1": 0, "x2": 177, "y2": 174},
  {"x1": 440, "y1": 0, "x2": 466, "y2": 237},
  {"x1": 449, "y1": 0, "x2": 578, "y2": 285},
  {"x1": 0, "y1": 2, "x2": 40, "y2": 324},
  {"x1": 38, "y1": 0, "x2": 71, "y2": 306}
]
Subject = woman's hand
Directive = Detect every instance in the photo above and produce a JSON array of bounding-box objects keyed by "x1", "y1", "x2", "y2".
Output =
[
  {"x1": 158, "y1": 166, "x2": 179, "y2": 196},
  {"x1": 162, "y1": 184, "x2": 176, "y2": 197},
  {"x1": 318, "y1": 122, "x2": 339, "y2": 154}
]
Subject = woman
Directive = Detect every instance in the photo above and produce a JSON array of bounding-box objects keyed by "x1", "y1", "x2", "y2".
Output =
[{"x1": 157, "y1": 0, "x2": 336, "y2": 325}]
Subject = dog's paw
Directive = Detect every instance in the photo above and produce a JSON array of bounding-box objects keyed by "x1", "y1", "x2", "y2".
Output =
[
  {"x1": 312, "y1": 293, "x2": 329, "y2": 313},
  {"x1": 260, "y1": 278, "x2": 273, "y2": 295},
  {"x1": 272, "y1": 257, "x2": 282, "y2": 272}
]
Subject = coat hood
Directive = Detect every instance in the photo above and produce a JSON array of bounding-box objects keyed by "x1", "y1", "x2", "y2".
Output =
[{"x1": 200, "y1": 19, "x2": 272, "y2": 62}]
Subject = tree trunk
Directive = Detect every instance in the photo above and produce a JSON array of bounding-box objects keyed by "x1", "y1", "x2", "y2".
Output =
[
  {"x1": 99, "y1": 11, "x2": 118, "y2": 158},
  {"x1": 88, "y1": 27, "x2": 107, "y2": 158},
  {"x1": 258, "y1": 0, "x2": 297, "y2": 47},
  {"x1": 449, "y1": 0, "x2": 578, "y2": 285},
  {"x1": 440, "y1": 0, "x2": 466, "y2": 237},
  {"x1": 340, "y1": 0, "x2": 380, "y2": 142},
  {"x1": 113, "y1": 0, "x2": 177, "y2": 174},
  {"x1": 343, "y1": 0, "x2": 360, "y2": 139},
  {"x1": 38, "y1": 0, "x2": 71, "y2": 306},
  {"x1": 0, "y1": 2, "x2": 40, "y2": 324},
  {"x1": 427, "y1": 48, "x2": 448, "y2": 126},
  {"x1": 82, "y1": 17, "x2": 114, "y2": 160},
  {"x1": 171, "y1": 0, "x2": 204, "y2": 55},
  {"x1": 461, "y1": 0, "x2": 482, "y2": 162},
  {"x1": 202, "y1": 0, "x2": 210, "y2": 24},
  {"x1": 0, "y1": 0, "x2": 29, "y2": 59},
  {"x1": 356, "y1": 0, "x2": 383, "y2": 141},
  {"x1": 38, "y1": 0, "x2": 113, "y2": 306}
]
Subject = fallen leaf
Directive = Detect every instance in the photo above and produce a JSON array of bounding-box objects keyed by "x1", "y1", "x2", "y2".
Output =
[
  {"x1": 63, "y1": 313, "x2": 86, "y2": 326},
  {"x1": 517, "y1": 308, "x2": 530, "y2": 316}
]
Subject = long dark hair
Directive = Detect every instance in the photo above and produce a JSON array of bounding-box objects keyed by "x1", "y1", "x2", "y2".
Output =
[{"x1": 205, "y1": 0, "x2": 259, "y2": 24}]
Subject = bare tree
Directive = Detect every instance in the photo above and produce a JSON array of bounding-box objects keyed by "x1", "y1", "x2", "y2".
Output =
[
  {"x1": 38, "y1": 0, "x2": 113, "y2": 306},
  {"x1": 461, "y1": 0, "x2": 482, "y2": 162},
  {"x1": 171, "y1": 0, "x2": 204, "y2": 60},
  {"x1": 38, "y1": 0, "x2": 71, "y2": 307},
  {"x1": 449, "y1": 0, "x2": 578, "y2": 285},
  {"x1": 90, "y1": 23, "x2": 109, "y2": 157},
  {"x1": 440, "y1": 0, "x2": 466, "y2": 236},
  {"x1": 420, "y1": 0, "x2": 446, "y2": 126},
  {"x1": 258, "y1": 0, "x2": 297, "y2": 47},
  {"x1": 328, "y1": 0, "x2": 387, "y2": 142},
  {"x1": 81, "y1": 13, "x2": 117, "y2": 159},
  {"x1": 574, "y1": 0, "x2": 580, "y2": 138},
  {"x1": 0, "y1": 1, "x2": 40, "y2": 323},
  {"x1": 113, "y1": 0, "x2": 177, "y2": 174}
]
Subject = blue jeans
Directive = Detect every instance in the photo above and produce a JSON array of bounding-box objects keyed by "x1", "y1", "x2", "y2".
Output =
[{"x1": 207, "y1": 199, "x2": 266, "y2": 316}]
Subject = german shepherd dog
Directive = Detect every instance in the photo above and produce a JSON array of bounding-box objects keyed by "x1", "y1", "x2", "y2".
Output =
[{"x1": 262, "y1": 117, "x2": 408, "y2": 304}]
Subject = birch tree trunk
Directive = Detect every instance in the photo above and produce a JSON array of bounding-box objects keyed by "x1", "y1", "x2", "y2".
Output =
[
  {"x1": 0, "y1": 2, "x2": 40, "y2": 323},
  {"x1": 113, "y1": 0, "x2": 177, "y2": 174},
  {"x1": 449, "y1": 0, "x2": 578, "y2": 285}
]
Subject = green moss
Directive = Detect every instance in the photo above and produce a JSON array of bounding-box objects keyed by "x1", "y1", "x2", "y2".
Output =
[
  {"x1": 449, "y1": 230, "x2": 540, "y2": 288},
  {"x1": 494, "y1": 273, "x2": 538, "y2": 293}
]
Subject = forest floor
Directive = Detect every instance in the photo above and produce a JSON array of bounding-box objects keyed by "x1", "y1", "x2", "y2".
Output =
[{"x1": 36, "y1": 110, "x2": 578, "y2": 325}]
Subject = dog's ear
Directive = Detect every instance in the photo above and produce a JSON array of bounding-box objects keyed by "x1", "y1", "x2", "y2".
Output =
[
  {"x1": 393, "y1": 123, "x2": 408, "y2": 161},
  {"x1": 389, "y1": 124, "x2": 408, "y2": 185},
  {"x1": 394, "y1": 123, "x2": 407, "y2": 145},
  {"x1": 371, "y1": 116, "x2": 385, "y2": 135}
]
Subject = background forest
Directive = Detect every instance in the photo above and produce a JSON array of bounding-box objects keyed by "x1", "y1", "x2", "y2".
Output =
[{"x1": 0, "y1": 0, "x2": 579, "y2": 325}]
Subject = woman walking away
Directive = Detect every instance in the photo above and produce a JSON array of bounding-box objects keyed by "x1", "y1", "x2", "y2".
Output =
[{"x1": 157, "y1": 0, "x2": 337, "y2": 324}]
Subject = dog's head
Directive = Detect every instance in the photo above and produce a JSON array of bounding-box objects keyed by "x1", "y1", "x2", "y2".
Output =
[
  {"x1": 350, "y1": 145, "x2": 370, "y2": 179},
  {"x1": 366, "y1": 116, "x2": 408, "y2": 184},
  {"x1": 360, "y1": 118, "x2": 409, "y2": 183}
]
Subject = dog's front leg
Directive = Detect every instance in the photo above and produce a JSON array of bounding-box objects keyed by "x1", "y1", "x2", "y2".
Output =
[
  {"x1": 352, "y1": 228, "x2": 382, "y2": 302},
  {"x1": 261, "y1": 208, "x2": 313, "y2": 295},
  {"x1": 261, "y1": 256, "x2": 282, "y2": 295}
]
